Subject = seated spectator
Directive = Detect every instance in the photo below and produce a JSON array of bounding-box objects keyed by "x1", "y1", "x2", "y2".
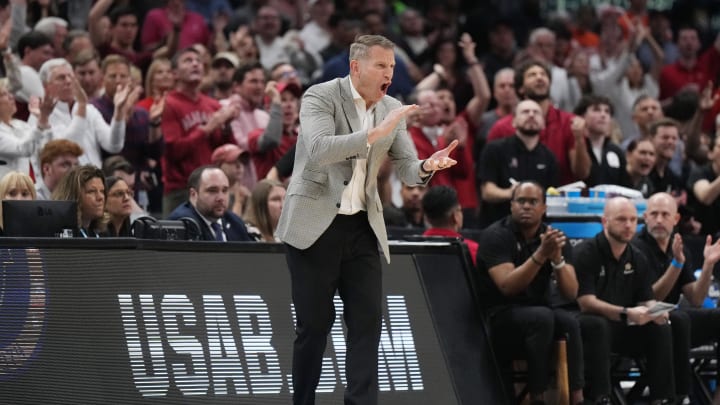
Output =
[
  {"x1": 102, "y1": 155, "x2": 147, "y2": 216},
  {"x1": 624, "y1": 138, "x2": 656, "y2": 198},
  {"x1": 243, "y1": 179, "x2": 286, "y2": 242},
  {"x1": 572, "y1": 95, "x2": 629, "y2": 187},
  {"x1": 421, "y1": 185, "x2": 478, "y2": 264},
  {"x1": 476, "y1": 181, "x2": 582, "y2": 404},
  {"x1": 211, "y1": 143, "x2": 251, "y2": 217},
  {"x1": 104, "y1": 176, "x2": 134, "y2": 237},
  {"x1": 167, "y1": 165, "x2": 252, "y2": 242},
  {"x1": 248, "y1": 81, "x2": 301, "y2": 180},
  {"x1": 0, "y1": 78, "x2": 53, "y2": 180},
  {"x1": 36, "y1": 139, "x2": 83, "y2": 200},
  {"x1": 648, "y1": 118, "x2": 685, "y2": 200},
  {"x1": 573, "y1": 197, "x2": 676, "y2": 404},
  {"x1": 52, "y1": 164, "x2": 107, "y2": 238},
  {"x1": 383, "y1": 183, "x2": 427, "y2": 229},
  {"x1": 0, "y1": 171, "x2": 36, "y2": 232}
]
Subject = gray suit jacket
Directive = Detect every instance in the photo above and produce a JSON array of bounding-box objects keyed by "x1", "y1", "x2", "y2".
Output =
[{"x1": 276, "y1": 76, "x2": 428, "y2": 262}]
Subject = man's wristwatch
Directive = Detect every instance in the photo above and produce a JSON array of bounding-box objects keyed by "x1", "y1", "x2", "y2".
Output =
[{"x1": 619, "y1": 307, "x2": 628, "y2": 323}]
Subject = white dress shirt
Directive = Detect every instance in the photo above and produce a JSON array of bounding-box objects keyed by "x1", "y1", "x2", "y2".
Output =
[{"x1": 338, "y1": 80, "x2": 375, "y2": 215}]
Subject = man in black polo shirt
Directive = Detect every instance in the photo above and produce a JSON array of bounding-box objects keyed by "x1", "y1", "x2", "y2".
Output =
[
  {"x1": 688, "y1": 133, "x2": 720, "y2": 236},
  {"x1": 573, "y1": 197, "x2": 675, "y2": 404},
  {"x1": 477, "y1": 181, "x2": 584, "y2": 405},
  {"x1": 632, "y1": 192, "x2": 720, "y2": 403},
  {"x1": 648, "y1": 118, "x2": 685, "y2": 198},
  {"x1": 572, "y1": 95, "x2": 630, "y2": 188},
  {"x1": 478, "y1": 100, "x2": 559, "y2": 226}
]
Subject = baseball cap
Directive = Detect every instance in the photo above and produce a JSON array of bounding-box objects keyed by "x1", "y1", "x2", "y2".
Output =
[
  {"x1": 212, "y1": 52, "x2": 240, "y2": 69},
  {"x1": 277, "y1": 81, "x2": 303, "y2": 98},
  {"x1": 211, "y1": 144, "x2": 248, "y2": 164}
]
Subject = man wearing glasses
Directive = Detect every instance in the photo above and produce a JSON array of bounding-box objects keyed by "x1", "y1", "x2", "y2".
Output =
[
  {"x1": 477, "y1": 181, "x2": 585, "y2": 404},
  {"x1": 478, "y1": 99, "x2": 559, "y2": 227}
]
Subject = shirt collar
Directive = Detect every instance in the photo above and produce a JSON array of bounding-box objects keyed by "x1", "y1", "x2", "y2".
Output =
[{"x1": 349, "y1": 78, "x2": 375, "y2": 113}]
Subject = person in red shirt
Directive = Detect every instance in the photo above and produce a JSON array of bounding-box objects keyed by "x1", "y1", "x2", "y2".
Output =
[
  {"x1": 160, "y1": 47, "x2": 239, "y2": 217},
  {"x1": 421, "y1": 185, "x2": 478, "y2": 265},
  {"x1": 487, "y1": 60, "x2": 590, "y2": 186},
  {"x1": 247, "y1": 81, "x2": 301, "y2": 180},
  {"x1": 140, "y1": 0, "x2": 211, "y2": 53},
  {"x1": 88, "y1": 3, "x2": 155, "y2": 72},
  {"x1": 659, "y1": 27, "x2": 720, "y2": 101}
]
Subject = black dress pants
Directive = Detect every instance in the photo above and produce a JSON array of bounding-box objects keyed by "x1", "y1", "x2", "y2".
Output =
[{"x1": 286, "y1": 213, "x2": 382, "y2": 405}]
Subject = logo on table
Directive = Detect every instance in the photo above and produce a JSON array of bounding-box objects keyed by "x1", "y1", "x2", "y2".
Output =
[{"x1": 0, "y1": 249, "x2": 46, "y2": 380}]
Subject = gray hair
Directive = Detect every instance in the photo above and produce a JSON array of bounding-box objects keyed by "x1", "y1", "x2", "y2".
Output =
[
  {"x1": 349, "y1": 35, "x2": 395, "y2": 62},
  {"x1": 34, "y1": 17, "x2": 68, "y2": 37},
  {"x1": 494, "y1": 67, "x2": 515, "y2": 83},
  {"x1": 528, "y1": 27, "x2": 555, "y2": 45},
  {"x1": 39, "y1": 58, "x2": 72, "y2": 84}
]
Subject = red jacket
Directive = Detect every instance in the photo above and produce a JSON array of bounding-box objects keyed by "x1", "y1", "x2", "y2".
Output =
[{"x1": 422, "y1": 228, "x2": 478, "y2": 265}]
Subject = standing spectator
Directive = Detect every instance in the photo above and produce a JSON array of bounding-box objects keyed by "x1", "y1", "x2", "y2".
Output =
[
  {"x1": 167, "y1": 165, "x2": 252, "y2": 242},
  {"x1": 479, "y1": 100, "x2": 559, "y2": 226},
  {"x1": 637, "y1": 10, "x2": 678, "y2": 71},
  {"x1": 0, "y1": 78, "x2": 52, "y2": 180},
  {"x1": 209, "y1": 51, "x2": 239, "y2": 100},
  {"x1": 71, "y1": 50, "x2": 104, "y2": 100},
  {"x1": 35, "y1": 139, "x2": 82, "y2": 200},
  {"x1": 89, "y1": 2, "x2": 154, "y2": 72},
  {"x1": 421, "y1": 185, "x2": 478, "y2": 264},
  {"x1": 648, "y1": 118, "x2": 685, "y2": 201},
  {"x1": 243, "y1": 179, "x2": 285, "y2": 242},
  {"x1": 62, "y1": 30, "x2": 93, "y2": 62},
  {"x1": 247, "y1": 81, "x2": 300, "y2": 180},
  {"x1": 160, "y1": 47, "x2": 238, "y2": 217},
  {"x1": 487, "y1": 60, "x2": 590, "y2": 185},
  {"x1": 394, "y1": 8, "x2": 432, "y2": 70},
  {"x1": 136, "y1": 57, "x2": 173, "y2": 112},
  {"x1": 525, "y1": 27, "x2": 573, "y2": 112},
  {"x1": 688, "y1": 133, "x2": 720, "y2": 236},
  {"x1": 659, "y1": 27, "x2": 720, "y2": 101},
  {"x1": 14, "y1": 31, "x2": 53, "y2": 105},
  {"x1": 269, "y1": 62, "x2": 303, "y2": 89},
  {"x1": 141, "y1": 0, "x2": 210, "y2": 52},
  {"x1": 52, "y1": 164, "x2": 107, "y2": 238},
  {"x1": 298, "y1": 0, "x2": 334, "y2": 58},
  {"x1": 478, "y1": 68, "x2": 516, "y2": 146},
  {"x1": 32, "y1": 58, "x2": 131, "y2": 168},
  {"x1": 481, "y1": 17, "x2": 516, "y2": 89},
  {"x1": 33, "y1": 17, "x2": 66, "y2": 57},
  {"x1": 573, "y1": 197, "x2": 675, "y2": 404}
]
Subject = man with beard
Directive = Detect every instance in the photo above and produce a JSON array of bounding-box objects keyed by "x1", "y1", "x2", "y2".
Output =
[
  {"x1": 648, "y1": 118, "x2": 685, "y2": 200},
  {"x1": 476, "y1": 181, "x2": 584, "y2": 405},
  {"x1": 632, "y1": 192, "x2": 720, "y2": 404},
  {"x1": 209, "y1": 52, "x2": 239, "y2": 100},
  {"x1": 168, "y1": 165, "x2": 252, "y2": 241},
  {"x1": 478, "y1": 100, "x2": 559, "y2": 226},
  {"x1": 573, "y1": 95, "x2": 630, "y2": 187},
  {"x1": 572, "y1": 197, "x2": 675, "y2": 404},
  {"x1": 160, "y1": 47, "x2": 239, "y2": 217},
  {"x1": 487, "y1": 60, "x2": 590, "y2": 186}
]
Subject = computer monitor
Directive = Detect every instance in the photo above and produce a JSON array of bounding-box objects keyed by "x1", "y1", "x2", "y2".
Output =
[{"x1": 2, "y1": 200, "x2": 78, "y2": 237}]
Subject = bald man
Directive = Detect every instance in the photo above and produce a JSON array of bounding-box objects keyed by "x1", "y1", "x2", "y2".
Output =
[
  {"x1": 572, "y1": 197, "x2": 675, "y2": 404},
  {"x1": 632, "y1": 192, "x2": 720, "y2": 403}
]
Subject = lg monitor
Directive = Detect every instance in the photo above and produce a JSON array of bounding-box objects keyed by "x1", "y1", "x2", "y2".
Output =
[{"x1": 2, "y1": 200, "x2": 78, "y2": 237}]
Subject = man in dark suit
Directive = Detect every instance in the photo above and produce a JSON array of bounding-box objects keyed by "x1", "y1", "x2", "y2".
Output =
[
  {"x1": 276, "y1": 34, "x2": 458, "y2": 405},
  {"x1": 167, "y1": 165, "x2": 252, "y2": 241}
]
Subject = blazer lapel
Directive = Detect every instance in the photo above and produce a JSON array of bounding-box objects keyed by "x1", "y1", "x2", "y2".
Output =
[{"x1": 340, "y1": 77, "x2": 361, "y2": 133}]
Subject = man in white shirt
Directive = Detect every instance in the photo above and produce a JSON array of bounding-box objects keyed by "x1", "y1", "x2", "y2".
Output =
[{"x1": 30, "y1": 58, "x2": 133, "y2": 169}]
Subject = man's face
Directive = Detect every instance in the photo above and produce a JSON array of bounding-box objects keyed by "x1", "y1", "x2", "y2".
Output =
[
  {"x1": 677, "y1": 29, "x2": 700, "y2": 59},
  {"x1": 112, "y1": 14, "x2": 139, "y2": 48},
  {"x1": 43, "y1": 153, "x2": 79, "y2": 190},
  {"x1": 236, "y1": 68, "x2": 266, "y2": 108},
  {"x1": 254, "y1": 7, "x2": 281, "y2": 38},
  {"x1": 25, "y1": 44, "x2": 54, "y2": 70},
  {"x1": 652, "y1": 125, "x2": 679, "y2": 160},
  {"x1": 47, "y1": 64, "x2": 75, "y2": 103},
  {"x1": 627, "y1": 140, "x2": 656, "y2": 176},
  {"x1": 512, "y1": 100, "x2": 545, "y2": 136},
  {"x1": 211, "y1": 60, "x2": 235, "y2": 89},
  {"x1": 632, "y1": 97, "x2": 662, "y2": 130},
  {"x1": 436, "y1": 89, "x2": 456, "y2": 124},
  {"x1": 532, "y1": 33, "x2": 555, "y2": 62},
  {"x1": 191, "y1": 169, "x2": 230, "y2": 220},
  {"x1": 644, "y1": 195, "x2": 678, "y2": 241},
  {"x1": 81, "y1": 177, "x2": 105, "y2": 223},
  {"x1": 174, "y1": 51, "x2": 204, "y2": 85},
  {"x1": 350, "y1": 45, "x2": 394, "y2": 107},
  {"x1": 583, "y1": 104, "x2": 612, "y2": 136},
  {"x1": 281, "y1": 91, "x2": 299, "y2": 128},
  {"x1": 401, "y1": 185, "x2": 426, "y2": 210},
  {"x1": 75, "y1": 60, "x2": 103, "y2": 97},
  {"x1": 417, "y1": 90, "x2": 442, "y2": 126},
  {"x1": 521, "y1": 65, "x2": 550, "y2": 101},
  {"x1": 510, "y1": 183, "x2": 545, "y2": 227},
  {"x1": 67, "y1": 36, "x2": 93, "y2": 61},
  {"x1": 494, "y1": 71, "x2": 517, "y2": 108},
  {"x1": 53, "y1": 24, "x2": 67, "y2": 57},
  {"x1": 603, "y1": 199, "x2": 638, "y2": 244},
  {"x1": 399, "y1": 10, "x2": 423, "y2": 36},
  {"x1": 103, "y1": 62, "x2": 130, "y2": 98},
  {"x1": 489, "y1": 25, "x2": 515, "y2": 53}
]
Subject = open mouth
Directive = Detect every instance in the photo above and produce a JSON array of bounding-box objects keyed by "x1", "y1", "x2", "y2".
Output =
[{"x1": 380, "y1": 82, "x2": 390, "y2": 92}]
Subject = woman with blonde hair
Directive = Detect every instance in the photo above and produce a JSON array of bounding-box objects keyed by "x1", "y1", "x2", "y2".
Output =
[
  {"x1": 243, "y1": 179, "x2": 285, "y2": 242},
  {"x1": 52, "y1": 164, "x2": 107, "y2": 238},
  {"x1": 136, "y1": 58, "x2": 173, "y2": 117},
  {"x1": 0, "y1": 171, "x2": 37, "y2": 230},
  {"x1": 0, "y1": 78, "x2": 54, "y2": 179}
]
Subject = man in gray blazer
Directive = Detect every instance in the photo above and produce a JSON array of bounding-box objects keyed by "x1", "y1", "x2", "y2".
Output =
[{"x1": 276, "y1": 35, "x2": 458, "y2": 405}]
